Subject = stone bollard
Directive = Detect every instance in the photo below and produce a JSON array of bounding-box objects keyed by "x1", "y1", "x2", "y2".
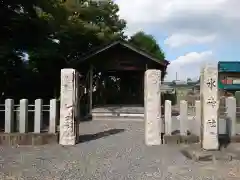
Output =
[
  {"x1": 165, "y1": 100, "x2": 172, "y2": 135},
  {"x1": 195, "y1": 100, "x2": 201, "y2": 137},
  {"x1": 180, "y1": 100, "x2": 188, "y2": 136},
  {"x1": 19, "y1": 99, "x2": 28, "y2": 133},
  {"x1": 225, "y1": 97, "x2": 236, "y2": 137},
  {"x1": 5, "y1": 99, "x2": 14, "y2": 133},
  {"x1": 49, "y1": 99, "x2": 57, "y2": 133},
  {"x1": 34, "y1": 99, "x2": 43, "y2": 133}
]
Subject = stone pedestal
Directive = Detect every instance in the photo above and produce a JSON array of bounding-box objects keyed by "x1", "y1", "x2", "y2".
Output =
[
  {"x1": 59, "y1": 69, "x2": 79, "y2": 145},
  {"x1": 202, "y1": 65, "x2": 219, "y2": 150},
  {"x1": 144, "y1": 69, "x2": 161, "y2": 146}
]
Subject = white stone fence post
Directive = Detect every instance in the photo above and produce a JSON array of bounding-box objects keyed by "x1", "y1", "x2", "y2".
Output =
[
  {"x1": 162, "y1": 96, "x2": 239, "y2": 141},
  {"x1": 3, "y1": 99, "x2": 58, "y2": 134}
]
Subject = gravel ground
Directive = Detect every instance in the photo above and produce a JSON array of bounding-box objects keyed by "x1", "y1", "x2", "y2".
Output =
[{"x1": 0, "y1": 120, "x2": 240, "y2": 180}]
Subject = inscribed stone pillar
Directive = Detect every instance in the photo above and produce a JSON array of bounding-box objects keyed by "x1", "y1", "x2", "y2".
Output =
[
  {"x1": 202, "y1": 65, "x2": 219, "y2": 150},
  {"x1": 59, "y1": 69, "x2": 79, "y2": 145},
  {"x1": 144, "y1": 69, "x2": 161, "y2": 146}
]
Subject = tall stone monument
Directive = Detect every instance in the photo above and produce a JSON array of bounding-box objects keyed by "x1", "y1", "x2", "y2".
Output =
[
  {"x1": 59, "y1": 69, "x2": 80, "y2": 145},
  {"x1": 202, "y1": 65, "x2": 219, "y2": 150},
  {"x1": 144, "y1": 69, "x2": 161, "y2": 146}
]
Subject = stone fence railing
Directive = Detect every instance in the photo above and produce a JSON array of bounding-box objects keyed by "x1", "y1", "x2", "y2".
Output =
[
  {"x1": 163, "y1": 96, "x2": 239, "y2": 144},
  {"x1": 0, "y1": 99, "x2": 59, "y2": 145}
]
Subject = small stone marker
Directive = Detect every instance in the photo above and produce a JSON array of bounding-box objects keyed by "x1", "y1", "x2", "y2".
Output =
[
  {"x1": 49, "y1": 99, "x2": 57, "y2": 133},
  {"x1": 226, "y1": 97, "x2": 236, "y2": 136},
  {"x1": 202, "y1": 64, "x2": 219, "y2": 150},
  {"x1": 144, "y1": 69, "x2": 161, "y2": 146},
  {"x1": 34, "y1": 99, "x2": 43, "y2": 133},
  {"x1": 195, "y1": 100, "x2": 201, "y2": 137},
  {"x1": 180, "y1": 100, "x2": 188, "y2": 136},
  {"x1": 165, "y1": 100, "x2": 172, "y2": 135},
  {"x1": 19, "y1": 99, "x2": 28, "y2": 133},
  {"x1": 5, "y1": 99, "x2": 14, "y2": 133},
  {"x1": 59, "y1": 69, "x2": 79, "y2": 145}
]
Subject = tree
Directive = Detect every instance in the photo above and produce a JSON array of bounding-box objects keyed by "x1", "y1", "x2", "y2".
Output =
[
  {"x1": 0, "y1": 0, "x2": 167, "y2": 102},
  {"x1": 128, "y1": 31, "x2": 165, "y2": 61}
]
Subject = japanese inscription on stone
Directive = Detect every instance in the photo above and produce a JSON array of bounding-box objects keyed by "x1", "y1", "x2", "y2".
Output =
[
  {"x1": 207, "y1": 118, "x2": 216, "y2": 128},
  {"x1": 144, "y1": 69, "x2": 161, "y2": 146},
  {"x1": 206, "y1": 96, "x2": 217, "y2": 108},
  {"x1": 206, "y1": 78, "x2": 216, "y2": 90},
  {"x1": 202, "y1": 65, "x2": 219, "y2": 150}
]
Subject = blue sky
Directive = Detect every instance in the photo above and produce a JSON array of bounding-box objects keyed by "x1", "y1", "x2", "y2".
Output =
[{"x1": 115, "y1": 0, "x2": 240, "y2": 81}]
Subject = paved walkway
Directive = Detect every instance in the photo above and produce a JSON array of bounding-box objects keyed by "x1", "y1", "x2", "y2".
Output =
[{"x1": 0, "y1": 120, "x2": 240, "y2": 179}]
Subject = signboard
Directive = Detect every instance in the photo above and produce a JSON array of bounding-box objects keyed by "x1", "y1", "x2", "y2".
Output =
[{"x1": 218, "y1": 76, "x2": 240, "y2": 90}]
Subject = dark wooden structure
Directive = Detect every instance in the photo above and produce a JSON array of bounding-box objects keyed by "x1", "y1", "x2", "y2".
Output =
[{"x1": 75, "y1": 40, "x2": 169, "y2": 116}]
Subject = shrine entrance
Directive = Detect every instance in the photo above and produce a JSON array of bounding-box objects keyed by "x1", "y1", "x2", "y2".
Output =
[{"x1": 74, "y1": 41, "x2": 169, "y2": 118}]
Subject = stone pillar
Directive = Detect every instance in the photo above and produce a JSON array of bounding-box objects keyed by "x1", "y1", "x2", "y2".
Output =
[
  {"x1": 5, "y1": 99, "x2": 14, "y2": 133},
  {"x1": 165, "y1": 100, "x2": 172, "y2": 135},
  {"x1": 144, "y1": 69, "x2": 161, "y2": 145},
  {"x1": 59, "y1": 69, "x2": 79, "y2": 145},
  {"x1": 226, "y1": 97, "x2": 236, "y2": 137},
  {"x1": 49, "y1": 99, "x2": 57, "y2": 133},
  {"x1": 19, "y1": 99, "x2": 28, "y2": 133},
  {"x1": 73, "y1": 71, "x2": 80, "y2": 143},
  {"x1": 195, "y1": 100, "x2": 201, "y2": 137},
  {"x1": 202, "y1": 65, "x2": 219, "y2": 150},
  {"x1": 89, "y1": 65, "x2": 93, "y2": 115},
  {"x1": 180, "y1": 100, "x2": 188, "y2": 136},
  {"x1": 34, "y1": 99, "x2": 42, "y2": 133}
]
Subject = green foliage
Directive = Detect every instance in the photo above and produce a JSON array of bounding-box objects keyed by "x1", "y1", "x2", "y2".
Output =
[
  {"x1": 0, "y1": 0, "x2": 166, "y2": 102},
  {"x1": 129, "y1": 31, "x2": 165, "y2": 61}
]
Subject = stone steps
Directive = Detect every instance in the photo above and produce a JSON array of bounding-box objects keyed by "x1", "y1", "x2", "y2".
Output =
[{"x1": 92, "y1": 113, "x2": 144, "y2": 121}]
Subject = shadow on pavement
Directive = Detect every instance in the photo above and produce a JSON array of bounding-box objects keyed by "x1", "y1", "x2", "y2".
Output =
[{"x1": 78, "y1": 128, "x2": 125, "y2": 143}]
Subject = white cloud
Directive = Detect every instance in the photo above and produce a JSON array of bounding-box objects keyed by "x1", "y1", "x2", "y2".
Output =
[
  {"x1": 164, "y1": 34, "x2": 216, "y2": 48},
  {"x1": 165, "y1": 51, "x2": 217, "y2": 81},
  {"x1": 116, "y1": 0, "x2": 240, "y2": 46},
  {"x1": 115, "y1": 0, "x2": 240, "y2": 80}
]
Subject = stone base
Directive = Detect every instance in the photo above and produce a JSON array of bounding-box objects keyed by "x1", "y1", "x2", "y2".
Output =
[
  {"x1": 231, "y1": 135, "x2": 240, "y2": 143},
  {"x1": 0, "y1": 133, "x2": 58, "y2": 146},
  {"x1": 181, "y1": 144, "x2": 233, "y2": 162},
  {"x1": 181, "y1": 135, "x2": 199, "y2": 144},
  {"x1": 163, "y1": 135, "x2": 181, "y2": 144},
  {"x1": 163, "y1": 134, "x2": 199, "y2": 144}
]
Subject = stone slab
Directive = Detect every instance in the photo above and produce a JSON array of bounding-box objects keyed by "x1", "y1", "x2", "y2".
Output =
[
  {"x1": 163, "y1": 135, "x2": 199, "y2": 144},
  {"x1": 181, "y1": 135, "x2": 199, "y2": 144},
  {"x1": 0, "y1": 133, "x2": 58, "y2": 146},
  {"x1": 230, "y1": 135, "x2": 240, "y2": 143},
  {"x1": 181, "y1": 144, "x2": 233, "y2": 162},
  {"x1": 163, "y1": 135, "x2": 181, "y2": 144}
]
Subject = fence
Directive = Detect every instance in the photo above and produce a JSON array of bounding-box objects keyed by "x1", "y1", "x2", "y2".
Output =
[
  {"x1": 165, "y1": 96, "x2": 240, "y2": 138},
  {"x1": 1, "y1": 99, "x2": 58, "y2": 134}
]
